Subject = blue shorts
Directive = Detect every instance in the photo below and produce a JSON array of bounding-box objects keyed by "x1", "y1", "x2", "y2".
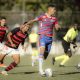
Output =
[{"x1": 39, "y1": 35, "x2": 53, "y2": 53}]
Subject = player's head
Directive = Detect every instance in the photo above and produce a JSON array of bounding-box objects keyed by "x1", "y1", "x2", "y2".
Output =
[
  {"x1": 47, "y1": 3, "x2": 56, "y2": 15},
  {"x1": 21, "y1": 22, "x2": 31, "y2": 32},
  {"x1": 74, "y1": 23, "x2": 78, "y2": 30},
  {"x1": 0, "y1": 17, "x2": 6, "y2": 26},
  {"x1": 70, "y1": 23, "x2": 78, "y2": 30}
]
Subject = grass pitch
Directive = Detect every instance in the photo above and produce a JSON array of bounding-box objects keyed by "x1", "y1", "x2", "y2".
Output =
[{"x1": 0, "y1": 54, "x2": 80, "y2": 80}]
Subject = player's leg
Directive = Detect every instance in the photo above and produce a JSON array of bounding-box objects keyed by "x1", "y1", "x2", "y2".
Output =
[
  {"x1": 0, "y1": 54, "x2": 7, "y2": 67},
  {"x1": 59, "y1": 40, "x2": 71, "y2": 66},
  {"x1": 39, "y1": 46, "x2": 45, "y2": 74},
  {"x1": 44, "y1": 43, "x2": 52, "y2": 60},
  {"x1": 31, "y1": 43, "x2": 38, "y2": 66},
  {"x1": 38, "y1": 35, "x2": 46, "y2": 75},
  {"x1": 0, "y1": 44, "x2": 7, "y2": 67},
  {"x1": 52, "y1": 40, "x2": 70, "y2": 66},
  {"x1": 43, "y1": 45, "x2": 48, "y2": 60},
  {"x1": 5, "y1": 54, "x2": 20, "y2": 71},
  {"x1": 44, "y1": 36, "x2": 52, "y2": 60},
  {"x1": 1, "y1": 54, "x2": 20, "y2": 75},
  {"x1": 1, "y1": 48, "x2": 20, "y2": 75},
  {"x1": 0, "y1": 54, "x2": 8, "y2": 64}
]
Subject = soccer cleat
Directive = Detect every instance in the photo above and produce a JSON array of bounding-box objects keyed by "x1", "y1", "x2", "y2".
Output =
[
  {"x1": 39, "y1": 71, "x2": 46, "y2": 77},
  {"x1": 0, "y1": 64, "x2": 7, "y2": 67},
  {"x1": 59, "y1": 64, "x2": 65, "y2": 67},
  {"x1": 0, "y1": 71, "x2": 8, "y2": 75},
  {"x1": 52, "y1": 57, "x2": 55, "y2": 65}
]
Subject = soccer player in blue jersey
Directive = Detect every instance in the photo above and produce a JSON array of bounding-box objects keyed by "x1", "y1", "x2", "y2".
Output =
[{"x1": 26, "y1": 3, "x2": 60, "y2": 75}]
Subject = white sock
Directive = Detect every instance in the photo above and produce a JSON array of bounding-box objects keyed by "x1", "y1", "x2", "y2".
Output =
[{"x1": 39, "y1": 58, "x2": 43, "y2": 72}]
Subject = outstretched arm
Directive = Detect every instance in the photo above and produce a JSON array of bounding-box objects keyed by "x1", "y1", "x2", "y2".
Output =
[
  {"x1": 7, "y1": 32, "x2": 16, "y2": 47},
  {"x1": 27, "y1": 19, "x2": 37, "y2": 25}
]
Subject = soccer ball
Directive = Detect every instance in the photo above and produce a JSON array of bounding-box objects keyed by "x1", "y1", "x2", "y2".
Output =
[
  {"x1": 77, "y1": 63, "x2": 80, "y2": 68},
  {"x1": 45, "y1": 68, "x2": 53, "y2": 77}
]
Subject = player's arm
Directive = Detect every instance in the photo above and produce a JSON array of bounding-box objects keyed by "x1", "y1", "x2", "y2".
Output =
[
  {"x1": 21, "y1": 39, "x2": 25, "y2": 49},
  {"x1": 54, "y1": 18, "x2": 61, "y2": 30},
  {"x1": 27, "y1": 19, "x2": 37, "y2": 25},
  {"x1": 7, "y1": 28, "x2": 19, "y2": 47},
  {"x1": 55, "y1": 24, "x2": 61, "y2": 30},
  {"x1": 22, "y1": 38, "x2": 29, "y2": 51},
  {"x1": 27, "y1": 15, "x2": 43, "y2": 25},
  {"x1": 7, "y1": 32, "x2": 16, "y2": 47}
]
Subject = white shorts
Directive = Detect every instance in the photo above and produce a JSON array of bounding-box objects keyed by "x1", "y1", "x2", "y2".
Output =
[{"x1": 0, "y1": 43, "x2": 19, "y2": 55}]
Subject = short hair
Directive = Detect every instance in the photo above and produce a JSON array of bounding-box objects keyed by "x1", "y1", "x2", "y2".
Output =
[
  {"x1": 23, "y1": 21, "x2": 28, "y2": 25},
  {"x1": 0, "y1": 16, "x2": 6, "y2": 20},
  {"x1": 47, "y1": 3, "x2": 56, "y2": 8}
]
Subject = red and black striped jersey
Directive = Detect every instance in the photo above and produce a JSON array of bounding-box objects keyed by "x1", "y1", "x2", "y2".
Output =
[
  {"x1": 0, "y1": 26, "x2": 8, "y2": 43},
  {"x1": 5, "y1": 27, "x2": 28, "y2": 49}
]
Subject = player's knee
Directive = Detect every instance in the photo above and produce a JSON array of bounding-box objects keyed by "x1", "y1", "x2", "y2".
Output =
[
  {"x1": 14, "y1": 59, "x2": 20, "y2": 64},
  {"x1": 68, "y1": 53, "x2": 72, "y2": 57},
  {"x1": 44, "y1": 51, "x2": 49, "y2": 60},
  {"x1": 64, "y1": 50, "x2": 67, "y2": 53},
  {"x1": 67, "y1": 49, "x2": 72, "y2": 57},
  {"x1": 0, "y1": 54, "x2": 6, "y2": 61}
]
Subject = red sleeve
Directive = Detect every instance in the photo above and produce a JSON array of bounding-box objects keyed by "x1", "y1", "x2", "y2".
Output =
[{"x1": 35, "y1": 15, "x2": 43, "y2": 21}]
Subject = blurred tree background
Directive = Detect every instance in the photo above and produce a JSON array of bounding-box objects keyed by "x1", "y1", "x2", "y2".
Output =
[
  {"x1": 0, "y1": 0, "x2": 80, "y2": 40},
  {"x1": 0, "y1": 0, "x2": 80, "y2": 26}
]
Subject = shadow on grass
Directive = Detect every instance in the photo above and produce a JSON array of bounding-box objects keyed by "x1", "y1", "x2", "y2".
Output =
[
  {"x1": 10, "y1": 71, "x2": 38, "y2": 75},
  {"x1": 17, "y1": 64, "x2": 38, "y2": 67},
  {"x1": 59, "y1": 71, "x2": 80, "y2": 75}
]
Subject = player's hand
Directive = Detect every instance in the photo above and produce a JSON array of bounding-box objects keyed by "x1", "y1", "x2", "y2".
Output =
[{"x1": 11, "y1": 44, "x2": 16, "y2": 47}]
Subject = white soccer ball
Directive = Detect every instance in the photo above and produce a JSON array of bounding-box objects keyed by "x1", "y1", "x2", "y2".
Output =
[
  {"x1": 77, "y1": 63, "x2": 80, "y2": 68},
  {"x1": 45, "y1": 68, "x2": 53, "y2": 77}
]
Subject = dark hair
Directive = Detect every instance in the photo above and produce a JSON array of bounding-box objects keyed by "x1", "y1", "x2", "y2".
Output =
[
  {"x1": 23, "y1": 21, "x2": 28, "y2": 25},
  {"x1": 0, "y1": 16, "x2": 6, "y2": 20},
  {"x1": 47, "y1": 3, "x2": 56, "y2": 8}
]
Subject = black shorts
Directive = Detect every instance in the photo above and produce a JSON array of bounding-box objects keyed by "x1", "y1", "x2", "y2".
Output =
[
  {"x1": 62, "y1": 39, "x2": 70, "y2": 54},
  {"x1": 31, "y1": 43, "x2": 37, "y2": 48}
]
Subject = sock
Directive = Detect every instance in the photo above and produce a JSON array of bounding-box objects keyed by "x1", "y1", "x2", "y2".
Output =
[
  {"x1": 32, "y1": 57, "x2": 35, "y2": 66},
  {"x1": 60, "y1": 55, "x2": 69, "y2": 65},
  {"x1": 55, "y1": 55, "x2": 66, "y2": 61},
  {"x1": 39, "y1": 58, "x2": 43, "y2": 72},
  {"x1": 38, "y1": 54, "x2": 43, "y2": 72},
  {"x1": 5, "y1": 62, "x2": 17, "y2": 71}
]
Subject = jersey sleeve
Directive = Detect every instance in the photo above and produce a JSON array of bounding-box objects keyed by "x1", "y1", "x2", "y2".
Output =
[
  {"x1": 21, "y1": 32, "x2": 28, "y2": 45},
  {"x1": 54, "y1": 18, "x2": 58, "y2": 25},
  {"x1": 11, "y1": 28, "x2": 20, "y2": 35},
  {"x1": 35, "y1": 15, "x2": 43, "y2": 21},
  {"x1": 21, "y1": 39, "x2": 25, "y2": 45}
]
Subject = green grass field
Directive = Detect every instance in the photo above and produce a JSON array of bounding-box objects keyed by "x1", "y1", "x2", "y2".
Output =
[{"x1": 0, "y1": 54, "x2": 80, "y2": 80}]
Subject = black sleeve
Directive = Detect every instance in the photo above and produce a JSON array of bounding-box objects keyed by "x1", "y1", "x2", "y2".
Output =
[
  {"x1": 11, "y1": 28, "x2": 20, "y2": 35},
  {"x1": 21, "y1": 32, "x2": 28, "y2": 45},
  {"x1": 21, "y1": 39, "x2": 25, "y2": 45}
]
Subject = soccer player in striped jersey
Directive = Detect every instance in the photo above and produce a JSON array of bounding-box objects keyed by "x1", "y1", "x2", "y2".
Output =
[
  {"x1": 0, "y1": 17, "x2": 8, "y2": 67},
  {"x1": 26, "y1": 4, "x2": 60, "y2": 75},
  {"x1": 0, "y1": 22, "x2": 31, "y2": 75},
  {"x1": 52, "y1": 24, "x2": 78, "y2": 67}
]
